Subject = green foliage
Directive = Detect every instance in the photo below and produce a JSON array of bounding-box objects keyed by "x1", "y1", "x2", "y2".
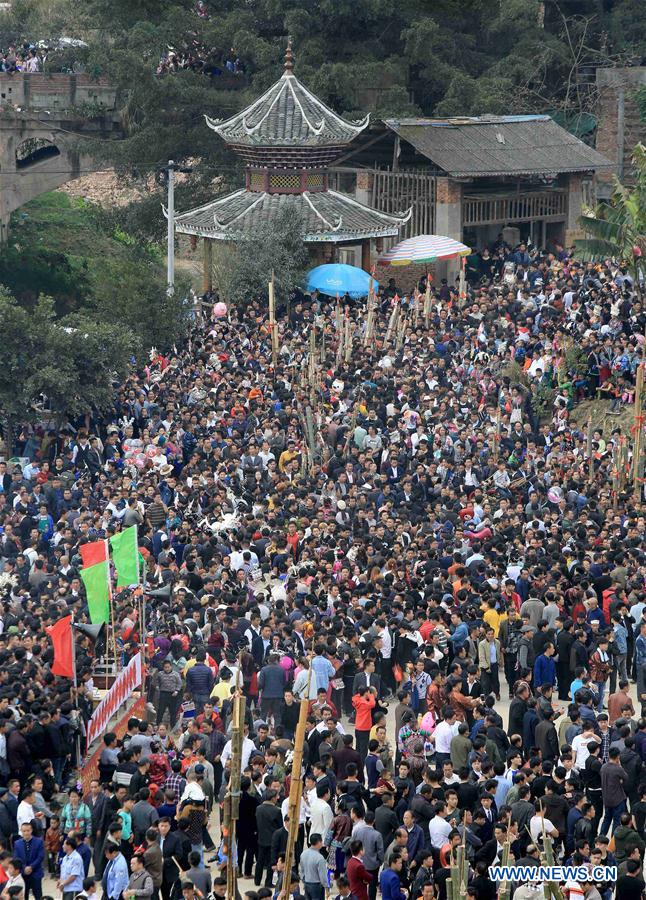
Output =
[
  {"x1": 4, "y1": 192, "x2": 189, "y2": 354},
  {"x1": 212, "y1": 208, "x2": 309, "y2": 306},
  {"x1": 576, "y1": 143, "x2": 646, "y2": 285},
  {"x1": 0, "y1": 290, "x2": 135, "y2": 433}
]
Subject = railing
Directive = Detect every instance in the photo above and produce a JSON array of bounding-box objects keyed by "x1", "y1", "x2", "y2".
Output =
[
  {"x1": 462, "y1": 189, "x2": 567, "y2": 225},
  {"x1": 371, "y1": 167, "x2": 436, "y2": 240}
]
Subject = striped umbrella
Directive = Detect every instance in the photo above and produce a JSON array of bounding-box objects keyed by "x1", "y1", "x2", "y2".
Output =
[{"x1": 377, "y1": 234, "x2": 470, "y2": 266}]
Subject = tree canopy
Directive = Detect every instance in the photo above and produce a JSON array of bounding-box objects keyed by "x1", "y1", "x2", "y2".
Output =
[
  {"x1": 5, "y1": 0, "x2": 644, "y2": 241},
  {"x1": 0, "y1": 290, "x2": 136, "y2": 442}
]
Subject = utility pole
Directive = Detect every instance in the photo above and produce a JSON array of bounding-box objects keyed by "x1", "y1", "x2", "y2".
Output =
[{"x1": 162, "y1": 160, "x2": 192, "y2": 296}]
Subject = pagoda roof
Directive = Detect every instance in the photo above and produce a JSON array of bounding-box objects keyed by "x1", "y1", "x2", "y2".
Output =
[
  {"x1": 205, "y1": 42, "x2": 369, "y2": 149},
  {"x1": 172, "y1": 188, "x2": 410, "y2": 243}
]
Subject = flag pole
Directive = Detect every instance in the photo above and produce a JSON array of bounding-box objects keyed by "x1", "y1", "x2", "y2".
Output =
[
  {"x1": 106, "y1": 538, "x2": 119, "y2": 674},
  {"x1": 70, "y1": 613, "x2": 82, "y2": 773}
]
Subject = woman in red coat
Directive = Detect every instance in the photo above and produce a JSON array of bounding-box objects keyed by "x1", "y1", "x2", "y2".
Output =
[{"x1": 352, "y1": 687, "x2": 376, "y2": 758}]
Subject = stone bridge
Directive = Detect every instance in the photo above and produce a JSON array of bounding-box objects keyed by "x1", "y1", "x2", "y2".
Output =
[{"x1": 0, "y1": 73, "x2": 121, "y2": 241}]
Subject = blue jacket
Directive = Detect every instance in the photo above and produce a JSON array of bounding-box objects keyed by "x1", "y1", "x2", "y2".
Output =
[
  {"x1": 533, "y1": 653, "x2": 556, "y2": 688},
  {"x1": 406, "y1": 824, "x2": 425, "y2": 863},
  {"x1": 380, "y1": 867, "x2": 406, "y2": 900},
  {"x1": 185, "y1": 663, "x2": 214, "y2": 697},
  {"x1": 14, "y1": 837, "x2": 45, "y2": 880},
  {"x1": 103, "y1": 851, "x2": 129, "y2": 900}
]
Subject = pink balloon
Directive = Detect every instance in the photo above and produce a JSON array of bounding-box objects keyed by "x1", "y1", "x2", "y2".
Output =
[
  {"x1": 214, "y1": 301, "x2": 227, "y2": 318},
  {"x1": 135, "y1": 455, "x2": 146, "y2": 469}
]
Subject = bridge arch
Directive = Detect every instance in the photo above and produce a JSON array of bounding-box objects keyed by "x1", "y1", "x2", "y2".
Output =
[{"x1": 15, "y1": 136, "x2": 61, "y2": 170}]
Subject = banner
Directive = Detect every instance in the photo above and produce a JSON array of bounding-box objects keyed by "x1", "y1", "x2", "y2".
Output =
[
  {"x1": 86, "y1": 653, "x2": 143, "y2": 749},
  {"x1": 81, "y1": 697, "x2": 145, "y2": 793}
]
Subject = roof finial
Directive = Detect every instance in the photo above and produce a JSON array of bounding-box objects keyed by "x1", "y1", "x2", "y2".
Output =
[{"x1": 284, "y1": 37, "x2": 294, "y2": 73}]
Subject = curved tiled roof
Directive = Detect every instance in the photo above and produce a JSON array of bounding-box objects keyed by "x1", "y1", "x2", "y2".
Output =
[
  {"x1": 206, "y1": 71, "x2": 369, "y2": 148},
  {"x1": 172, "y1": 188, "x2": 410, "y2": 243}
]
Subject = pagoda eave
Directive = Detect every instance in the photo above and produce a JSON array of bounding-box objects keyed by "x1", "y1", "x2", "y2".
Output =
[{"x1": 173, "y1": 188, "x2": 409, "y2": 244}]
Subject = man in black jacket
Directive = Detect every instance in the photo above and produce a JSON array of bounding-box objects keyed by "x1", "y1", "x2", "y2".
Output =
[
  {"x1": 254, "y1": 789, "x2": 282, "y2": 887},
  {"x1": 270, "y1": 816, "x2": 290, "y2": 866},
  {"x1": 237, "y1": 776, "x2": 259, "y2": 878},
  {"x1": 535, "y1": 709, "x2": 559, "y2": 761},
  {"x1": 158, "y1": 817, "x2": 185, "y2": 900},
  {"x1": 507, "y1": 686, "x2": 528, "y2": 739},
  {"x1": 374, "y1": 793, "x2": 399, "y2": 853}
]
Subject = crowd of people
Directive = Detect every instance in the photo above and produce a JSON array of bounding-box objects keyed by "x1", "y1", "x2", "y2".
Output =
[
  {"x1": 0, "y1": 238, "x2": 644, "y2": 900},
  {"x1": 155, "y1": 45, "x2": 245, "y2": 78},
  {"x1": 0, "y1": 45, "x2": 45, "y2": 73},
  {"x1": 0, "y1": 42, "x2": 89, "y2": 76}
]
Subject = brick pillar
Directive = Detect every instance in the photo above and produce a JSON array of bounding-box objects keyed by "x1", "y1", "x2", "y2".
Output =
[
  {"x1": 435, "y1": 177, "x2": 463, "y2": 282},
  {"x1": 202, "y1": 238, "x2": 213, "y2": 293},
  {"x1": 361, "y1": 239, "x2": 372, "y2": 272},
  {"x1": 355, "y1": 170, "x2": 374, "y2": 206},
  {"x1": 565, "y1": 173, "x2": 584, "y2": 245}
]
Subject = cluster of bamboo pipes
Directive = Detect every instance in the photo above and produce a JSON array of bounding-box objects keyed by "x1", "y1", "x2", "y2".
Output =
[
  {"x1": 364, "y1": 279, "x2": 377, "y2": 346},
  {"x1": 446, "y1": 840, "x2": 470, "y2": 900},
  {"x1": 222, "y1": 665, "x2": 247, "y2": 900}
]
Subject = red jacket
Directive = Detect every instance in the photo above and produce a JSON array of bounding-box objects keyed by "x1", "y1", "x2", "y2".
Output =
[
  {"x1": 352, "y1": 692, "x2": 376, "y2": 731},
  {"x1": 347, "y1": 856, "x2": 372, "y2": 900}
]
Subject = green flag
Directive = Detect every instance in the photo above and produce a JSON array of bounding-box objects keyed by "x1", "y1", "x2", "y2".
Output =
[
  {"x1": 80, "y1": 563, "x2": 110, "y2": 624},
  {"x1": 110, "y1": 526, "x2": 139, "y2": 587}
]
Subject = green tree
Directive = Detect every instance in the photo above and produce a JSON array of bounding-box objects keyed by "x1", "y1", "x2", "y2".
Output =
[
  {"x1": 88, "y1": 255, "x2": 191, "y2": 353},
  {"x1": 0, "y1": 291, "x2": 136, "y2": 452},
  {"x1": 212, "y1": 209, "x2": 309, "y2": 306},
  {"x1": 576, "y1": 143, "x2": 646, "y2": 289}
]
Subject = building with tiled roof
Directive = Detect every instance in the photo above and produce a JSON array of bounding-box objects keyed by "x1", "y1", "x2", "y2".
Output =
[{"x1": 173, "y1": 41, "x2": 410, "y2": 289}]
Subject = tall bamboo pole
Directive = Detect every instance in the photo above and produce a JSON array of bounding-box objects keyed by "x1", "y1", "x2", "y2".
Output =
[
  {"x1": 633, "y1": 362, "x2": 644, "y2": 500},
  {"x1": 269, "y1": 272, "x2": 278, "y2": 370},
  {"x1": 424, "y1": 277, "x2": 432, "y2": 326},
  {"x1": 224, "y1": 664, "x2": 246, "y2": 900},
  {"x1": 282, "y1": 667, "x2": 312, "y2": 890},
  {"x1": 586, "y1": 413, "x2": 594, "y2": 483}
]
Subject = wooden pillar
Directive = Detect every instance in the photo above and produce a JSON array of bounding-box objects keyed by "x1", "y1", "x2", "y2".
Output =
[
  {"x1": 361, "y1": 239, "x2": 371, "y2": 272},
  {"x1": 202, "y1": 238, "x2": 213, "y2": 293}
]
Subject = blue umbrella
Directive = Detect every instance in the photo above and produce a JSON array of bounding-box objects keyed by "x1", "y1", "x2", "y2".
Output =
[{"x1": 305, "y1": 264, "x2": 378, "y2": 299}]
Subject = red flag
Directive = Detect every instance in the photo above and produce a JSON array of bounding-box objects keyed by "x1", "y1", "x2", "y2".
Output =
[
  {"x1": 47, "y1": 615, "x2": 74, "y2": 678},
  {"x1": 79, "y1": 541, "x2": 107, "y2": 568}
]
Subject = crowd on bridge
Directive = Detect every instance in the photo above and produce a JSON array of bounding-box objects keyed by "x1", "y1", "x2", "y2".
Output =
[{"x1": 0, "y1": 236, "x2": 643, "y2": 900}]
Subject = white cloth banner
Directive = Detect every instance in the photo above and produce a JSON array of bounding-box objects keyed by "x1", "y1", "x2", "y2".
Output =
[{"x1": 86, "y1": 652, "x2": 143, "y2": 749}]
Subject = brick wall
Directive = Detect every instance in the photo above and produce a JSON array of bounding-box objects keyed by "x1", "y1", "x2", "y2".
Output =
[{"x1": 595, "y1": 67, "x2": 646, "y2": 186}]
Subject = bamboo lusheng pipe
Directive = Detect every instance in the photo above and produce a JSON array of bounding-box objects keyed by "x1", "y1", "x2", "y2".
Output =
[
  {"x1": 344, "y1": 310, "x2": 353, "y2": 363},
  {"x1": 385, "y1": 299, "x2": 400, "y2": 346},
  {"x1": 423, "y1": 279, "x2": 432, "y2": 325},
  {"x1": 223, "y1": 661, "x2": 246, "y2": 900},
  {"x1": 282, "y1": 665, "x2": 312, "y2": 894},
  {"x1": 269, "y1": 273, "x2": 278, "y2": 370},
  {"x1": 364, "y1": 280, "x2": 376, "y2": 347}
]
